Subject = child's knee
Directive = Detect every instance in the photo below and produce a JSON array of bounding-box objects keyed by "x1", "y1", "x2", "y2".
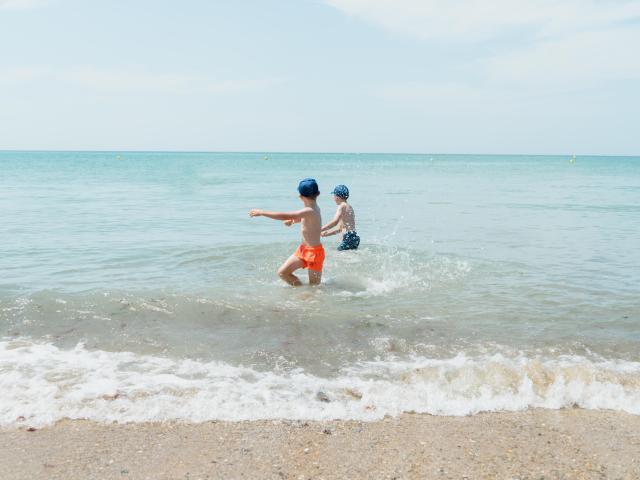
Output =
[{"x1": 277, "y1": 266, "x2": 288, "y2": 277}]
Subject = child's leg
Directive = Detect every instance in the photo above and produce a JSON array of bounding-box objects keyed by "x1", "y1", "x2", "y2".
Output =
[
  {"x1": 277, "y1": 255, "x2": 305, "y2": 286},
  {"x1": 308, "y1": 269, "x2": 322, "y2": 286}
]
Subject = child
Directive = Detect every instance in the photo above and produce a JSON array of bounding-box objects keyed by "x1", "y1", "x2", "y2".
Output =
[
  {"x1": 249, "y1": 178, "x2": 324, "y2": 286},
  {"x1": 321, "y1": 184, "x2": 360, "y2": 250}
]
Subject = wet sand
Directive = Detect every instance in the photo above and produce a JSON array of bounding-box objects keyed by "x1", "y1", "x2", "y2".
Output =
[{"x1": 1, "y1": 409, "x2": 639, "y2": 479}]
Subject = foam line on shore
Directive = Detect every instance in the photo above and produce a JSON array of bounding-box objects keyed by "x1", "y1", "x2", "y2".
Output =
[{"x1": 1, "y1": 340, "x2": 639, "y2": 427}]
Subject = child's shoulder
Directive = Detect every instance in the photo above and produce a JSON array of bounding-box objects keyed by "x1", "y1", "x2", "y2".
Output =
[
  {"x1": 307, "y1": 204, "x2": 321, "y2": 215},
  {"x1": 300, "y1": 206, "x2": 315, "y2": 215}
]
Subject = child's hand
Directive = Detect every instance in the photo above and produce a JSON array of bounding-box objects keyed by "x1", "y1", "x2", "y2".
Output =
[
  {"x1": 249, "y1": 209, "x2": 262, "y2": 217},
  {"x1": 283, "y1": 219, "x2": 294, "y2": 227},
  {"x1": 320, "y1": 231, "x2": 329, "y2": 237}
]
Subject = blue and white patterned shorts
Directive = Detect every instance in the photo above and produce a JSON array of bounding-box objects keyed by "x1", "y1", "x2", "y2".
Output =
[{"x1": 338, "y1": 231, "x2": 360, "y2": 251}]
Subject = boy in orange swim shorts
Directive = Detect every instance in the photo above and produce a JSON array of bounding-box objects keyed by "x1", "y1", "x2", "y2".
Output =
[{"x1": 249, "y1": 178, "x2": 324, "y2": 286}]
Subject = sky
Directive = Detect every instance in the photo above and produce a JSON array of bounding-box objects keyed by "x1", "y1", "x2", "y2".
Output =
[{"x1": 1, "y1": 0, "x2": 639, "y2": 155}]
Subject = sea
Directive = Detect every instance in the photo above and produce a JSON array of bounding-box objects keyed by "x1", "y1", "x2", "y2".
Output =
[{"x1": 1, "y1": 151, "x2": 639, "y2": 427}]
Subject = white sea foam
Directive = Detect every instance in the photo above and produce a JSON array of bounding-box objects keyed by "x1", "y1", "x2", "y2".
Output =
[{"x1": 1, "y1": 340, "x2": 639, "y2": 428}]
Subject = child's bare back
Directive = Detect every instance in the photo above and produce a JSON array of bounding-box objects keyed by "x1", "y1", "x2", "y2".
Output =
[
  {"x1": 295, "y1": 203, "x2": 322, "y2": 247},
  {"x1": 337, "y1": 202, "x2": 356, "y2": 233}
]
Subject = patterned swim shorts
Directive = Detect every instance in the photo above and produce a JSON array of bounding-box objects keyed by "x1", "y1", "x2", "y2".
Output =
[{"x1": 338, "y1": 231, "x2": 360, "y2": 251}]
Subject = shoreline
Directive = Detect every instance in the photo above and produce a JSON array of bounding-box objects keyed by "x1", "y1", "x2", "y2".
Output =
[{"x1": 1, "y1": 409, "x2": 638, "y2": 479}]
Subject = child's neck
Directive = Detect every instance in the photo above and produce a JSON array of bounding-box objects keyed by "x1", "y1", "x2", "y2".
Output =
[{"x1": 302, "y1": 197, "x2": 317, "y2": 207}]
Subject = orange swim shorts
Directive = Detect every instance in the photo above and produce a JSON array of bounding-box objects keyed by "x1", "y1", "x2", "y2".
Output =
[{"x1": 293, "y1": 244, "x2": 325, "y2": 272}]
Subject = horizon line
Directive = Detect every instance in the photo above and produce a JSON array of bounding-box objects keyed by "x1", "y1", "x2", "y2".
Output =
[{"x1": 0, "y1": 149, "x2": 638, "y2": 158}]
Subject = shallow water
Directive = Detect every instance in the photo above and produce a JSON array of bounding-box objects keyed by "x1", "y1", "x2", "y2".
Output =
[{"x1": 1, "y1": 151, "x2": 639, "y2": 425}]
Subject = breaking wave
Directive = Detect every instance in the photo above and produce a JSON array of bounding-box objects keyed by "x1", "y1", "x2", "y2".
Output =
[{"x1": 2, "y1": 340, "x2": 638, "y2": 428}]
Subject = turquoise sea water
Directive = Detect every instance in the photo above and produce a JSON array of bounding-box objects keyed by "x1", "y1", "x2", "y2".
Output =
[{"x1": 1, "y1": 151, "x2": 639, "y2": 425}]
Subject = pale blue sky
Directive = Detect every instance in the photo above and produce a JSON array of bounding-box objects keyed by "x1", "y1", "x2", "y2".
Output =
[{"x1": 1, "y1": 0, "x2": 639, "y2": 154}]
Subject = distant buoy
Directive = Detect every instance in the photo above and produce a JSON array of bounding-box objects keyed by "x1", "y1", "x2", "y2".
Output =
[
  {"x1": 570, "y1": 154, "x2": 576, "y2": 164},
  {"x1": 263, "y1": 155, "x2": 269, "y2": 160},
  {"x1": 117, "y1": 155, "x2": 122, "y2": 160}
]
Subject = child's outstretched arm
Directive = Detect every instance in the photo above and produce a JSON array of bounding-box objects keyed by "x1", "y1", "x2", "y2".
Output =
[
  {"x1": 250, "y1": 208, "x2": 309, "y2": 221},
  {"x1": 321, "y1": 205, "x2": 344, "y2": 231}
]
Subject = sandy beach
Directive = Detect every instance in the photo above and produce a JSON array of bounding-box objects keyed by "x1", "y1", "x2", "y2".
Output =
[{"x1": 1, "y1": 409, "x2": 638, "y2": 480}]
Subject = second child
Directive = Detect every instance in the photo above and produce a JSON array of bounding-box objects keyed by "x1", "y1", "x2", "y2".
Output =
[{"x1": 321, "y1": 184, "x2": 360, "y2": 250}]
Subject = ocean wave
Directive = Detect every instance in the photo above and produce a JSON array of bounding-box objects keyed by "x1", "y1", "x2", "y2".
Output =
[{"x1": 1, "y1": 340, "x2": 638, "y2": 428}]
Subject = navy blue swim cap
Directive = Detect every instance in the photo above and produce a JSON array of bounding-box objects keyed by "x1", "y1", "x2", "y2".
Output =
[
  {"x1": 331, "y1": 184, "x2": 349, "y2": 199},
  {"x1": 298, "y1": 178, "x2": 319, "y2": 197}
]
